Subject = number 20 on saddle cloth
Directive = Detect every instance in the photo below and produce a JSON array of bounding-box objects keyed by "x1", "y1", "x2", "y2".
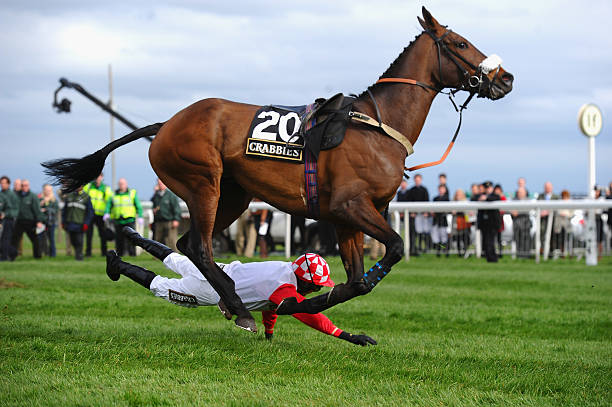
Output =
[{"x1": 244, "y1": 94, "x2": 355, "y2": 218}]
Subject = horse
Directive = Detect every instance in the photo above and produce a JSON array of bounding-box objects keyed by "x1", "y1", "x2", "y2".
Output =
[{"x1": 43, "y1": 7, "x2": 513, "y2": 333}]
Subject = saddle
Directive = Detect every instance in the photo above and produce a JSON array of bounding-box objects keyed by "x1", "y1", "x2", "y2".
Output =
[{"x1": 300, "y1": 93, "x2": 355, "y2": 158}]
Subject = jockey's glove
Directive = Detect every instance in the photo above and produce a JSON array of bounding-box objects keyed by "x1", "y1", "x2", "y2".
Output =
[{"x1": 338, "y1": 331, "x2": 377, "y2": 346}]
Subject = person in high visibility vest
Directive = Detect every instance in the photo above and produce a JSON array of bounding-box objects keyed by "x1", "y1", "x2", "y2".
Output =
[
  {"x1": 83, "y1": 173, "x2": 113, "y2": 257},
  {"x1": 103, "y1": 178, "x2": 143, "y2": 256},
  {"x1": 61, "y1": 187, "x2": 94, "y2": 261}
]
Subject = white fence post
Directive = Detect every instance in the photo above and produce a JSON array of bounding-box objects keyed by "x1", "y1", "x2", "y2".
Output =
[
  {"x1": 404, "y1": 210, "x2": 410, "y2": 261},
  {"x1": 285, "y1": 213, "x2": 291, "y2": 259},
  {"x1": 535, "y1": 208, "x2": 541, "y2": 264},
  {"x1": 543, "y1": 212, "x2": 554, "y2": 261}
]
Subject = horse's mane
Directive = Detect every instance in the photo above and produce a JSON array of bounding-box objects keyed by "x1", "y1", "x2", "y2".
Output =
[{"x1": 357, "y1": 33, "x2": 424, "y2": 99}]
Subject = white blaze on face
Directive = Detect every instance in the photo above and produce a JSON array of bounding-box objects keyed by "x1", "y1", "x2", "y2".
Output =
[{"x1": 479, "y1": 54, "x2": 503, "y2": 74}]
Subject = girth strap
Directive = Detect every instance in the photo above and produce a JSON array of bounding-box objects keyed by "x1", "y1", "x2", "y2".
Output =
[
  {"x1": 304, "y1": 149, "x2": 320, "y2": 219},
  {"x1": 348, "y1": 111, "x2": 414, "y2": 156}
]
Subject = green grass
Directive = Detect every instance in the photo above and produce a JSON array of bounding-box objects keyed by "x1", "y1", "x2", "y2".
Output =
[{"x1": 1, "y1": 253, "x2": 610, "y2": 406}]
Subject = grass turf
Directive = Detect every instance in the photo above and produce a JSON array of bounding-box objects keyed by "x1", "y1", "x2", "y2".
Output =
[{"x1": 0, "y1": 253, "x2": 610, "y2": 406}]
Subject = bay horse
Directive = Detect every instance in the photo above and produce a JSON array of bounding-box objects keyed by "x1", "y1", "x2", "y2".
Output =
[{"x1": 43, "y1": 8, "x2": 513, "y2": 333}]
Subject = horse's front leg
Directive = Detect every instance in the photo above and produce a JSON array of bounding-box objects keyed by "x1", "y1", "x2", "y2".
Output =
[
  {"x1": 276, "y1": 195, "x2": 402, "y2": 315},
  {"x1": 326, "y1": 196, "x2": 403, "y2": 303}
]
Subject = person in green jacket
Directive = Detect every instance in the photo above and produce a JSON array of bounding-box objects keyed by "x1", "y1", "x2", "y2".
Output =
[
  {"x1": 40, "y1": 184, "x2": 60, "y2": 257},
  {"x1": 0, "y1": 176, "x2": 20, "y2": 261},
  {"x1": 151, "y1": 178, "x2": 181, "y2": 251},
  {"x1": 83, "y1": 173, "x2": 113, "y2": 257},
  {"x1": 11, "y1": 179, "x2": 44, "y2": 259},
  {"x1": 62, "y1": 187, "x2": 94, "y2": 261},
  {"x1": 104, "y1": 178, "x2": 143, "y2": 256}
]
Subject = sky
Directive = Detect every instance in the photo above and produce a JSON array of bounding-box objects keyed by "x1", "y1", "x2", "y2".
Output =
[{"x1": 1, "y1": 0, "x2": 611, "y2": 199}]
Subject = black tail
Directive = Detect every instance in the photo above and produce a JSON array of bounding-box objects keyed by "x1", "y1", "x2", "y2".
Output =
[{"x1": 41, "y1": 122, "x2": 164, "y2": 193}]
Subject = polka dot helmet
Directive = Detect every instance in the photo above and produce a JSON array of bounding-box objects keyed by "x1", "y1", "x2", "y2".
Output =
[{"x1": 291, "y1": 253, "x2": 334, "y2": 287}]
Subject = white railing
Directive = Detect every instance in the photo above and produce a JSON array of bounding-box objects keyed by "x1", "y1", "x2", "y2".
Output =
[{"x1": 142, "y1": 199, "x2": 612, "y2": 265}]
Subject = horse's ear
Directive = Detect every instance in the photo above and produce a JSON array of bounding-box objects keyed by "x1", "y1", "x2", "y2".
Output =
[{"x1": 419, "y1": 6, "x2": 443, "y2": 33}]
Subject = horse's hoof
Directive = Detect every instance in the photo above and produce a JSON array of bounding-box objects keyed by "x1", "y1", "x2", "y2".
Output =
[{"x1": 235, "y1": 316, "x2": 257, "y2": 333}]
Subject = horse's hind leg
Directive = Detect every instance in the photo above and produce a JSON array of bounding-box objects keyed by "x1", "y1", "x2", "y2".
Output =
[
  {"x1": 187, "y1": 183, "x2": 257, "y2": 332},
  {"x1": 167, "y1": 169, "x2": 256, "y2": 332}
]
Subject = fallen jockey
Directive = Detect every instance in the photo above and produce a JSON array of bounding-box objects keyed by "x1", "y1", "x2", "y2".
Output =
[{"x1": 104, "y1": 226, "x2": 377, "y2": 346}]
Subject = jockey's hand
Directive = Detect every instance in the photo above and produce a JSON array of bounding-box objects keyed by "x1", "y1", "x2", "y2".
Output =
[
  {"x1": 339, "y1": 331, "x2": 377, "y2": 346},
  {"x1": 265, "y1": 332, "x2": 273, "y2": 341}
]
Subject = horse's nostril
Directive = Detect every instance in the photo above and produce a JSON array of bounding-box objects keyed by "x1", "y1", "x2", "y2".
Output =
[{"x1": 501, "y1": 72, "x2": 514, "y2": 85}]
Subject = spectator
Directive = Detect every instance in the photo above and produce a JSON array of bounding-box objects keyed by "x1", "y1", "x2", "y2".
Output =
[
  {"x1": 83, "y1": 173, "x2": 113, "y2": 257},
  {"x1": 511, "y1": 187, "x2": 532, "y2": 258},
  {"x1": 594, "y1": 187, "x2": 605, "y2": 258},
  {"x1": 431, "y1": 184, "x2": 450, "y2": 257},
  {"x1": 62, "y1": 186, "x2": 94, "y2": 260},
  {"x1": 396, "y1": 179, "x2": 410, "y2": 202},
  {"x1": 151, "y1": 178, "x2": 181, "y2": 251},
  {"x1": 39, "y1": 184, "x2": 59, "y2": 257},
  {"x1": 452, "y1": 189, "x2": 470, "y2": 257},
  {"x1": 477, "y1": 181, "x2": 501, "y2": 262},
  {"x1": 552, "y1": 190, "x2": 573, "y2": 258},
  {"x1": 0, "y1": 176, "x2": 19, "y2": 261},
  {"x1": 514, "y1": 177, "x2": 530, "y2": 198},
  {"x1": 494, "y1": 184, "x2": 507, "y2": 258},
  {"x1": 469, "y1": 183, "x2": 480, "y2": 201},
  {"x1": 57, "y1": 190, "x2": 73, "y2": 256},
  {"x1": 251, "y1": 198, "x2": 273, "y2": 258},
  {"x1": 104, "y1": 178, "x2": 143, "y2": 256},
  {"x1": 407, "y1": 174, "x2": 429, "y2": 256},
  {"x1": 12, "y1": 178, "x2": 23, "y2": 256},
  {"x1": 537, "y1": 181, "x2": 558, "y2": 257},
  {"x1": 11, "y1": 179, "x2": 44, "y2": 259},
  {"x1": 235, "y1": 208, "x2": 257, "y2": 257},
  {"x1": 438, "y1": 173, "x2": 449, "y2": 198}
]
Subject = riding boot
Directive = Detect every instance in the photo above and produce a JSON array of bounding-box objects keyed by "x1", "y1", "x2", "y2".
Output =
[
  {"x1": 122, "y1": 226, "x2": 173, "y2": 261},
  {"x1": 105, "y1": 250, "x2": 157, "y2": 288}
]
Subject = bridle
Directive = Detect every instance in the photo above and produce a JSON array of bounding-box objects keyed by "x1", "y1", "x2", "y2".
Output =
[
  {"x1": 422, "y1": 28, "x2": 502, "y2": 97},
  {"x1": 366, "y1": 27, "x2": 502, "y2": 173}
]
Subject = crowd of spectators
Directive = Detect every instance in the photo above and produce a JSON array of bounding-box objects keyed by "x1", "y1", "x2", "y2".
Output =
[
  {"x1": 1, "y1": 172, "x2": 610, "y2": 262},
  {"x1": 394, "y1": 173, "x2": 612, "y2": 262},
  {"x1": 0, "y1": 173, "x2": 151, "y2": 261}
]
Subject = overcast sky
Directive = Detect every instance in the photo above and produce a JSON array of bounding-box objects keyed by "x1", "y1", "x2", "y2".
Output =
[{"x1": 1, "y1": 0, "x2": 610, "y2": 199}]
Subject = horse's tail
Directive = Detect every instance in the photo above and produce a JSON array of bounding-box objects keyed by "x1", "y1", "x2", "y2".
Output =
[{"x1": 41, "y1": 122, "x2": 165, "y2": 193}]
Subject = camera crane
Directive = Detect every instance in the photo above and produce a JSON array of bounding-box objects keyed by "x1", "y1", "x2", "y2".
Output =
[{"x1": 52, "y1": 77, "x2": 152, "y2": 142}]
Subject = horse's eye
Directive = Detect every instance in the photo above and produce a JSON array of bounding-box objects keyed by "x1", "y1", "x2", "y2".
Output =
[{"x1": 456, "y1": 42, "x2": 468, "y2": 49}]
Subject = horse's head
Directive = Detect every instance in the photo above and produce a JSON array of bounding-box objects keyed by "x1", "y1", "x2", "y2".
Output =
[{"x1": 418, "y1": 7, "x2": 513, "y2": 100}]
